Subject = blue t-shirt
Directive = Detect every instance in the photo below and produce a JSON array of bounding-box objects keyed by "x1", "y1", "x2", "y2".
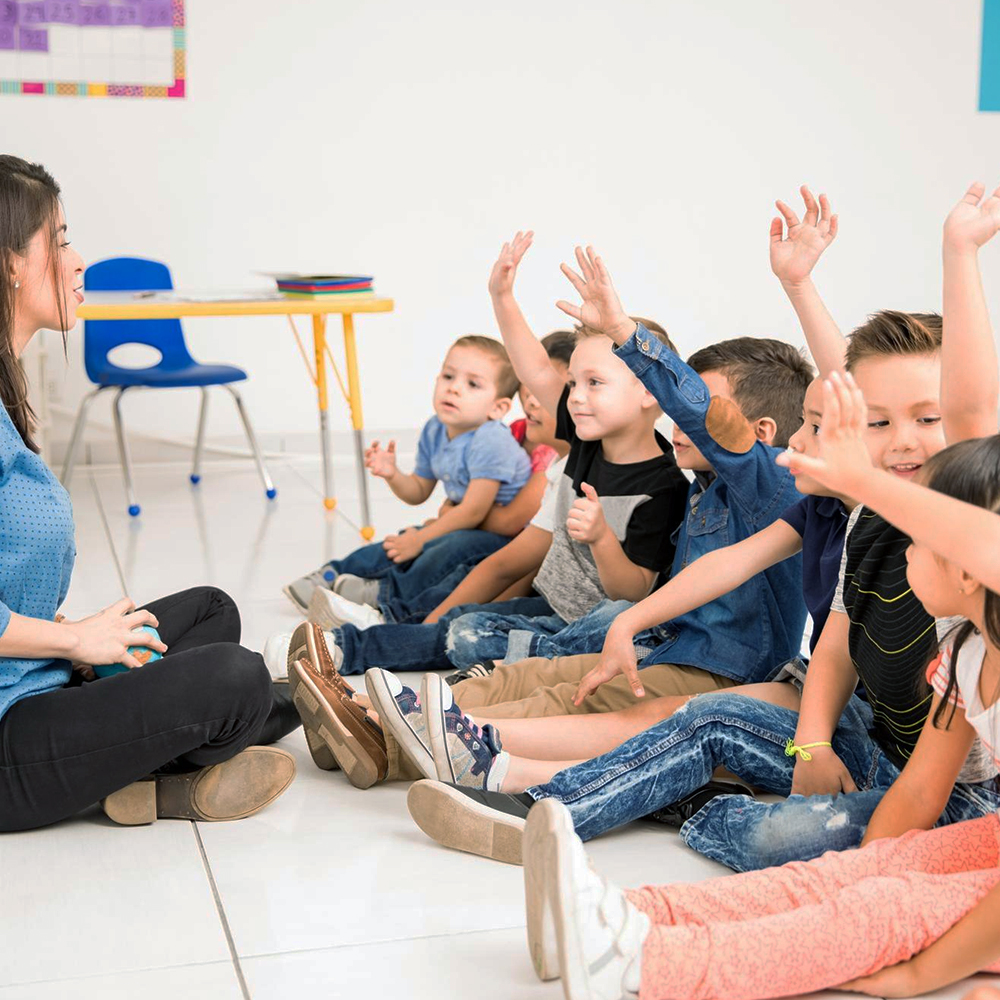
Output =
[
  {"x1": 413, "y1": 417, "x2": 531, "y2": 505},
  {"x1": 779, "y1": 494, "x2": 850, "y2": 654},
  {"x1": 0, "y1": 403, "x2": 76, "y2": 722}
]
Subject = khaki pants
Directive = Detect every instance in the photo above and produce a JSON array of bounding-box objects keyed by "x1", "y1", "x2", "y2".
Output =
[{"x1": 452, "y1": 654, "x2": 739, "y2": 719}]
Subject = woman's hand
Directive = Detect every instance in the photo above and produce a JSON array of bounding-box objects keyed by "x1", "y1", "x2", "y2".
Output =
[{"x1": 63, "y1": 597, "x2": 166, "y2": 669}]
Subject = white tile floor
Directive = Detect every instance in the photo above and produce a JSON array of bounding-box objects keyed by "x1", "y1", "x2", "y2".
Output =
[{"x1": 2, "y1": 454, "x2": 999, "y2": 999}]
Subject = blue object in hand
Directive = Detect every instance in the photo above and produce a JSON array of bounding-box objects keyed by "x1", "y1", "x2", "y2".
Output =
[{"x1": 93, "y1": 625, "x2": 164, "y2": 679}]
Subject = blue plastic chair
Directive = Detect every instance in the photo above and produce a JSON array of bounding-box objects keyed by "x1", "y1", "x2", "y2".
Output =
[{"x1": 61, "y1": 256, "x2": 276, "y2": 516}]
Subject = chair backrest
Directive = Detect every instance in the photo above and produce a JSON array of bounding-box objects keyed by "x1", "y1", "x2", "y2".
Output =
[{"x1": 83, "y1": 256, "x2": 197, "y2": 384}]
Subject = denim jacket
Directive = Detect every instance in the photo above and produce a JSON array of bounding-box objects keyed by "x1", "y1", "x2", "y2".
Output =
[{"x1": 614, "y1": 325, "x2": 806, "y2": 683}]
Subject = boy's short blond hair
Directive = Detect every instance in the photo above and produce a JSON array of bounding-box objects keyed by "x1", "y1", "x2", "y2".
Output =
[
  {"x1": 845, "y1": 311, "x2": 942, "y2": 372},
  {"x1": 573, "y1": 316, "x2": 679, "y2": 356},
  {"x1": 451, "y1": 335, "x2": 520, "y2": 399}
]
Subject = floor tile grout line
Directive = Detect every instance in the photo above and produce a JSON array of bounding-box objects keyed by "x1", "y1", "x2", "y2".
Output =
[
  {"x1": 1, "y1": 958, "x2": 237, "y2": 991},
  {"x1": 87, "y1": 471, "x2": 129, "y2": 598},
  {"x1": 191, "y1": 822, "x2": 253, "y2": 1000}
]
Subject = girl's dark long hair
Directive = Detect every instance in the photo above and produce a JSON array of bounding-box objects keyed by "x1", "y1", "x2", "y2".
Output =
[
  {"x1": 0, "y1": 155, "x2": 66, "y2": 452},
  {"x1": 926, "y1": 435, "x2": 1000, "y2": 728}
]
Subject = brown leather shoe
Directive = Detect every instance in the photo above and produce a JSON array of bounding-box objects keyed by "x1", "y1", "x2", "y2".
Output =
[
  {"x1": 287, "y1": 621, "x2": 349, "y2": 690},
  {"x1": 101, "y1": 747, "x2": 297, "y2": 825},
  {"x1": 289, "y1": 658, "x2": 388, "y2": 788}
]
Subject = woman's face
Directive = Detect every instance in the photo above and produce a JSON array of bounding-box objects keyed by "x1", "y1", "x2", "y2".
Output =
[{"x1": 13, "y1": 204, "x2": 85, "y2": 339}]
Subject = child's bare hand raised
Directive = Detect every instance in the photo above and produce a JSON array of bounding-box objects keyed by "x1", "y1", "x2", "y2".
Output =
[
  {"x1": 777, "y1": 371, "x2": 873, "y2": 497},
  {"x1": 566, "y1": 482, "x2": 610, "y2": 545},
  {"x1": 488, "y1": 231, "x2": 534, "y2": 300},
  {"x1": 556, "y1": 246, "x2": 637, "y2": 345},
  {"x1": 365, "y1": 440, "x2": 397, "y2": 479},
  {"x1": 770, "y1": 186, "x2": 839, "y2": 288},
  {"x1": 943, "y1": 181, "x2": 1000, "y2": 254}
]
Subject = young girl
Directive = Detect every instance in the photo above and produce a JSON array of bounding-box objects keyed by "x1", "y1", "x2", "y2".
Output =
[
  {"x1": 522, "y1": 373, "x2": 1000, "y2": 1000},
  {"x1": 0, "y1": 155, "x2": 299, "y2": 831}
]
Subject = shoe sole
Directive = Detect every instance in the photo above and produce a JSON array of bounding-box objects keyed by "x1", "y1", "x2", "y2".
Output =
[
  {"x1": 157, "y1": 747, "x2": 296, "y2": 822},
  {"x1": 420, "y1": 673, "x2": 456, "y2": 783},
  {"x1": 285, "y1": 654, "x2": 339, "y2": 772},
  {"x1": 282, "y1": 584, "x2": 310, "y2": 614},
  {"x1": 365, "y1": 670, "x2": 436, "y2": 780},
  {"x1": 290, "y1": 660, "x2": 382, "y2": 789},
  {"x1": 406, "y1": 779, "x2": 524, "y2": 865},
  {"x1": 524, "y1": 799, "x2": 576, "y2": 987},
  {"x1": 101, "y1": 778, "x2": 157, "y2": 825}
]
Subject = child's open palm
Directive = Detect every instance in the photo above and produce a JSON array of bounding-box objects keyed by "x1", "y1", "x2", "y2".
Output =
[
  {"x1": 770, "y1": 186, "x2": 839, "y2": 286},
  {"x1": 365, "y1": 440, "x2": 397, "y2": 479},
  {"x1": 556, "y1": 246, "x2": 634, "y2": 341},
  {"x1": 943, "y1": 181, "x2": 1000, "y2": 252},
  {"x1": 488, "y1": 231, "x2": 534, "y2": 299}
]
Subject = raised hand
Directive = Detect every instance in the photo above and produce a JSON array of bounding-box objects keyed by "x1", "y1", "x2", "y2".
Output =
[
  {"x1": 770, "y1": 185, "x2": 839, "y2": 287},
  {"x1": 64, "y1": 597, "x2": 167, "y2": 669},
  {"x1": 488, "y1": 231, "x2": 534, "y2": 299},
  {"x1": 777, "y1": 371, "x2": 873, "y2": 496},
  {"x1": 556, "y1": 246, "x2": 636, "y2": 344},
  {"x1": 574, "y1": 622, "x2": 644, "y2": 704},
  {"x1": 565, "y1": 482, "x2": 610, "y2": 545},
  {"x1": 943, "y1": 181, "x2": 1000, "y2": 253},
  {"x1": 365, "y1": 440, "x2": 397, "y2": 479}
]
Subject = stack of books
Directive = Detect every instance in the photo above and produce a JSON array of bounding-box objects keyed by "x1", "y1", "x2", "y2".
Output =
[{"x1": 262, "y1": 273, "x2": 375, "y2": 299}]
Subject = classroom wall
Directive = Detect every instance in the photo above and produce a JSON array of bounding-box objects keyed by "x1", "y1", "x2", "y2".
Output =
[{"x1": 7, "y1": 0, "x2": 1000, "y2": 460}]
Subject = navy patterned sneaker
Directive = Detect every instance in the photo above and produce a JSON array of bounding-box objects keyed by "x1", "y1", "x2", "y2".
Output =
[
  {"x1": 421, "y1": 673, "x2": 510, "y2": 791},
  {"x1": 364, "y1": 669, "x2": 436, "y2": 779},
  {"x1": 283, "y1": 562, "x2": 337, "y2": 612}
]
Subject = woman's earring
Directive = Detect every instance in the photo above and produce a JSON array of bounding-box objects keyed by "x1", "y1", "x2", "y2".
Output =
[{"x1": 13, "y1": 281, "x2": 19, "y2": 289}]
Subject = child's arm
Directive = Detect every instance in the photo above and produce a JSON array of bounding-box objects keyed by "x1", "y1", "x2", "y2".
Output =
[
  {"x1": 941, "y1": 181, "x2": 1000, "y2": 444},
  {"x1": 477, "y1": 470, "x2": 549, "y2": 537},
  {"x1": 769, "y1": 186, "x2": 846, "y2": 375},
  {"x1": 574, "y1": 518, "x2": 804, "y2": 701},
  {"x1": 366, "y1": 440, "x2": 436, "y2": 505},
  {"x1": 781, "y1": 373, "x2": 1000, "y2": 595},
  {"x1": 489, "y1": 232, "x2": 566, "y2": 418},
  {"x1": 861, "y1": 692, "x2": 974, "y2": 845},
  {"x1": 384, "y1": 478, "x2": 501, "y2": 563},
  {"x1": 423, "y1": 526, "x2": 551, "y2": 623},
  {"x1": 567, "y1": 483, "x2": 657, "y2": 603}
]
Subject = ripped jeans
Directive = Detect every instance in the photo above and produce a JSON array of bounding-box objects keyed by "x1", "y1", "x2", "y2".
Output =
[{"x1": 528, "y1": 690, "x2": 1000, "y2": 872}]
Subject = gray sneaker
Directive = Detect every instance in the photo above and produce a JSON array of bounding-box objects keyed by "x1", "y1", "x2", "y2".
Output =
[
  {"x1": 332, "y1": 574, "x2": 380, "y2": 608},
  {"x1": 283, "y1": 565, "x2": 336, "y2": 612}
]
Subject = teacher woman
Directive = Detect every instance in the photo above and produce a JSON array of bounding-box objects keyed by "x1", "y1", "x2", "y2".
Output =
[{"x1": 0, "y1": 155, "x2": 300, "y2": 831}]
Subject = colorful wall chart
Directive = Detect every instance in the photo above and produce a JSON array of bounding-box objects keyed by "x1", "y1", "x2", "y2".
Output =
[
  {"x1": 982, "y1": 0, "x2": 1000, "y2": 111},
  {"x1": 0, "y1": 0, "x2": 184, "y2": 98}
]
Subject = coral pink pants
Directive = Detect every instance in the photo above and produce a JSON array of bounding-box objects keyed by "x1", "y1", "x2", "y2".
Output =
[{"x1": 626, "y1": 814, "x2": 1000, "y2": 1000}]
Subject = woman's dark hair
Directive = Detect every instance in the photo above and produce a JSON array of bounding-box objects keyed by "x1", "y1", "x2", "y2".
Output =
[
  {"x1": 0, "y1": 155, "x2": 66, "y2": 452},
  {"x1": 926, "y1": 435, "x2": 1000, "y2": 729}
]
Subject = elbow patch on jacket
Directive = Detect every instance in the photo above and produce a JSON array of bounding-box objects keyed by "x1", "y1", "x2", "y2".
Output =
[{"x1": 705, "y1": 396, "x2": 756, "y2": 454}]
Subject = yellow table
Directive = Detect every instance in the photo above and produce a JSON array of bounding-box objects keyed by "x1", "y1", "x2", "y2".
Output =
[{"x1": 76, "y1": 291, "x2": 394, "y2": 538}]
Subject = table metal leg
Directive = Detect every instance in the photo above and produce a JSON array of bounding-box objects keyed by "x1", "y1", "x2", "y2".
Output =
[
  {"x1": 312, "y1": 314, "x2": 336, "y2": 511},
  {"x1": 342, "y1": 313, "x2": 374, "y2": 539}
]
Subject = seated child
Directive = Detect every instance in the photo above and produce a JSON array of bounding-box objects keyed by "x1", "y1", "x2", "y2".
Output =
[{"x1": 282, "y1": 334, "x2": 530, "y2": 614}]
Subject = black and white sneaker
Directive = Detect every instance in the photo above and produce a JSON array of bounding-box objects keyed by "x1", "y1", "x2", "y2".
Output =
[
  {"x1": 442, "y1": 659, "x2": 499, "y2": 686},
  {"x1": 644, "y1": 778, "x2": 755, "y2": 828}
]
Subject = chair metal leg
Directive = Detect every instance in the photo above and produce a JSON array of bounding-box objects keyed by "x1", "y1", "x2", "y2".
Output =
[
  {"x1": 190, "y1": 387, "x2": 209, "y2": 485},
  {"x1": 61, "y1": 386, "x2": 110, "y2": 487},
  {"x1": 111, "y1": 387, "x2": 142, "y2": 517},
  {"x1": 224, "y1": 384, "x2": 277, "y2": 500}
]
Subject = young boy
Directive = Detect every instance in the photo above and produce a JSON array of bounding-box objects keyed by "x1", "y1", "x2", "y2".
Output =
[
  {"x1": 282, "y1": 335, "x2": 531, "y2": 615},
  {"x1": 404, "y1": 185, "x2": 1000, "y2": 869}
]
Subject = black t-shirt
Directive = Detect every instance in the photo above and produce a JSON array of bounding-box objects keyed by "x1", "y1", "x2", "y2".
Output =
[{"x1": 531, "y1": 387, "x2": 690, "y2": 621}]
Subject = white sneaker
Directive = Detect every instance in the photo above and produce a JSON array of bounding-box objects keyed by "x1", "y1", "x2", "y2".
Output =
[
  {"x1": 308, "y1": 588, "x2": 385, "y2": 631},
  {"x1": 523, "y1": 799, "x2": 649, "y2": 999},
  {"x1": 262, "y1": 627, "x2": 338, "y2": 680}
]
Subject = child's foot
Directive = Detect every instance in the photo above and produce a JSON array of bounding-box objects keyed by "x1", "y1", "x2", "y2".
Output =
[
  {"x1": 261, "y1": 622, "x2": 339, "y2": 682},
  {"x1": 421, "y1": 673, "x2": 509, "y2": 791},
  {"x1": 364, "y1": 669, "x2": 436, "y2": 779},
  {"x1": 283, "y1": 564, "x2": 336, "y2": 613},
  {"x1": 101, "y1": 747, "x2": 297, "y2": 825},
  {"x1": 407, "y1": 778, "x2": 533, "y2": 865},
  {"x1": 524, "y1": 799, "x2": 649, "y2": 999},
  {"x1": 332, "y1": 574, "x2": 380, "y2": 608},
  {"x1": 442, "y1": 659, "x2": 499, "y2": 686},
  {"x1": 308, "y1": 588, "x2": 385, "y2": 631}
]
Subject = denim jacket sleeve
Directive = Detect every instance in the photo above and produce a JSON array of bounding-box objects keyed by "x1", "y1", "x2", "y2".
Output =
[{"x1": 614, "y1": 324, "x2": 795, "y2": 522}]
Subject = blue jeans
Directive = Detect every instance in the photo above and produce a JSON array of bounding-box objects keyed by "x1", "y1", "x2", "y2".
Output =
[
  {"x1": 445, "y1": 598, "x2": 671, "y2": 669},
  {"x1": 527, "y1": 691, "x2": 1000, "y2": 872},
  {"x1": 334, "y1": 596, "x2": 552, "y2": 675},
  {"x1": 326, "y1": 530, "x2": 510, "y2": 623}
]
